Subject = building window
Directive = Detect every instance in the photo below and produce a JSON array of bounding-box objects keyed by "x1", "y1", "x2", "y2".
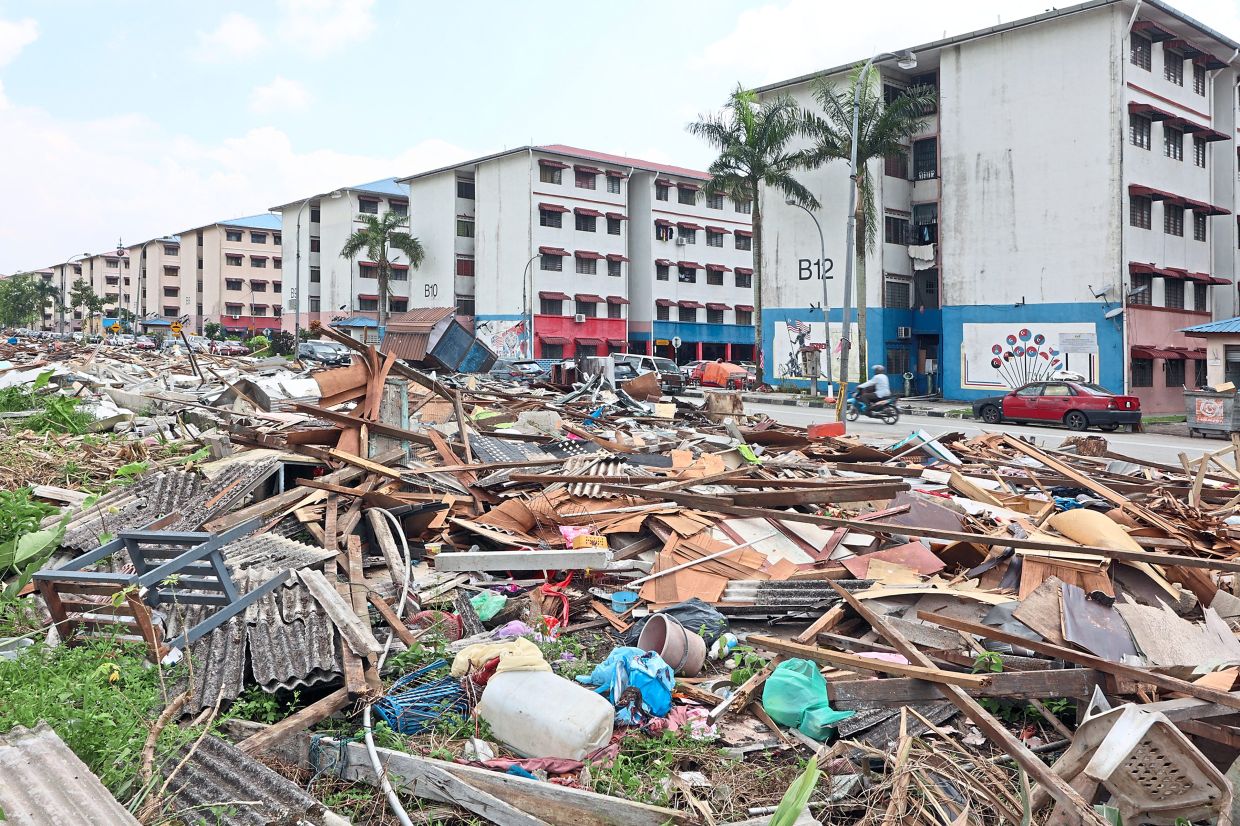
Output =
[
  {"x1": 706, "y1": 230, "x2": 724, "y2": 247},
  {"x1": 226, "y1": 255, "x2": 243, "y2": 267},
  {"x1": 607, "y1": 217, "x2": 622, "y2": 235},
  {"x1": 273, "y1": 233, "x2": 281, "y2": 244},
  {"x1": 457, "y1": 178, "x2": 475, "y2": 199},
  {"x1": 225, "y1": 303, "x2": 243, "y2": 315},
  {"x1": 390, "y1": 266, "x2": 409, "y2": 281},
  {"x1": 735, "y1": 271, "x2": 752, "y2": 288},
  {"x1": 359, "y1": 198, "x2": 379, "y2": 214},
  {"x1": 540, "y1": 166, "x2": 562, "y2": 185},
  {"x1": 1165, "y1": 358, "x2": 1186, "y2": 387},
  {"x1": 309, "y1": 296, "x2": 321, "y2": 312},
  {"x1": 1130, "y1": 195, "x2": 1152, "y2": 229},
  {"x1": 1131, "y1": 357, "x2": 1154, "y2": 386},
  {"x1": 656, "y1": 223, "x2": 674, "y2": 241},
  {"x1": 707, "y1": 193, "x2": 724, "y2": 209},
  {"x1": 73, "y1": 265, "x2": 81, "y2": 274},
  {"x1": 656, "y1": 184, "x2": 670, "y2": 201},
  {"x1": 705, "y1": 269, "x2": 722, "y2": 286},
  {"x1": 541, "y1": 254, "x2": 562, "y2": 272},
  {"x1": 1195, "y1": 282, "x2": 1208, "y2": 311},
  {"x1": 912, "y1": 137, "x2": 937, "y2": 180},
  {"x1": 273, "y1": 258, "x2": 282, "y2": 269},
  {"x1": 1130, "y1": 114, "x2": 1151, "y2": 150},
  {"x1": 607, "y1": 259, "x2": 621, "y2": 277},
  {"x1": 456, "y1": 218, "x2": 474, "y2": 238},
  {"x1": 540, "y1": 208, "x2": 563, "y2": 228},
  {"x1": 540, "y1": 298, "x2": 563, "y2": 315},
  {"x1": 225, "y1": 278, "x2": 243, "y2": 291},
  {"x1": 733, "y1": 198, "x2": 751, "y2": 214},
  {"x1": 1194, "y1": 136, "x2": 1206, "y2": 168},
  {"x1": 606, "y1": 176, "x2": 621, "y2": 194},
  {"x1": 225, "y1": 229, "x2": 243, "y2": 242},
  {"x1": 1164, "y1": 127, "x2": 1183, "y2": 161},
  {"x1": 678, "y1": 266, "x2": 696, "y2": 283},
  {"x1": 575, "y1": 213, "x2": 597, "y2": 232},
  {"x1": 390, "y1": 202, "x2": 408, "y2": 217},
  {"x1": 541, "y1": 342, "x2": 564, "y2": 359},
  {"x1": 678, "y1": 306, "x2": 697, "y2": 323},
  {"x1": 1130, "y1": 273, "x2": 1153, "y2": 304},
  {"x1": 575, "y1": 171, "x2": 596, "y2": 190},
  {"x1": 162, "y1": 306, "x2": 176, "y2": 316},
  {"x1": 678, "y1": 187, "x2": 696, "y2": 205},
  {"x1": 309, "y1": 207, "x2": 321, "y2": 222},
  {"x1": 706, "y1": 308, "x2": 724, "y2": 324},
  {"x1": 455, "y1": 294, "x2": 475, "y2": 316},
  {"x1": 1165, "y1": 278, "x2": 1185, "y2": 308},
  {"x1": 1164, "y1": 204, "x2": 1184, "y2": 236},
  {"x1": 887, "y1": 347, "x2": 911, "y2": 378},
  {"x1": 575, "y1": 299, "x2": 597, "y2": 318},
  {"x1": 251, "y1": 281, "x2": 267, "y2": 292},
  {"x1": 250, "y1": 305, "x2": 268, "y2": 316},
  {"x1": 163, "y1": 245, "x2": 178, "y2": 256},
  {"x1": 607, "y1": 302, "x2": 622, "y2": 319},
  {"x1": 656, "y1": 264, "x2": 669, "y2": 281},
  {"x1": 1193, "y1": 64, "x2": 1207, "y2": 96},
  {"x1": 884, "y1": 152, "x2": 908, "y2": 179},
  {"x1": 310, "y1": 266, "x2": 320, "y2": 283},
  {"x1": 678, "y1": 228, "x2": 696, "y2": 244},
  {"x1": 250, "y1": 232, "x2": 267, "y2": 244},
  {"x1": 884, "y1": 215, "x2": 910, "y2": 245},
  {"x1": 358, "y1": 297, "x2": 378, "y2": 311},
  {"x1": 1165, "y1": 49, "x2": 1183, "y2": 85},
  {"x1": 310, "y1": 237, "x2": 320, "y2": 252},
  {"x1": 1194, "y1": 212, "x2": 1208, "y2": 242},
  {"x1": 456, "y1": 255, "x2": 475, "y2": 277},
  {"x1": 576, "y1": 257, "x2": 597, "y2": 275},
  {"x1": 388, "y1": 299, "x2": 406, "y2": 313},
  {"x1": 163, "y1": 266, "x2": 178, "y2": 277},
  {"x1": 252, "y1": 257, "x2": 267, "y2": 268},
  {"x1": 273, "y1": 282, "x2": 282, "y2": 292},
  {"x1": 656, "y1": 304, "x2": 670, "y2": 321},
  {"x1": 162, "y1": 286, "x2": 178, "y2": 297},
  {"x1": 884, "y1": 277, "x2": 912, "y2": 308},
  {"x1": 1131, "y1": 34, "x2": 1151, "y2": 70},
  {"x1": 736, "y1": 309, "x2": 752, "y2": 326},
  {"x1": 735, "y1": 234, "x2": 752, "y2": 251},
  {"x1": 106, "y1": 259, "x2": 118, "y2": 268}
]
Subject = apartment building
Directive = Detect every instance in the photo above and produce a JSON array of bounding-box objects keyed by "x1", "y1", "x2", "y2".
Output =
[
  {"x1": 272, "y1": 178, "x2": 411, "y2": 333},
  {"x1": 755, "y1": 0, "x2": 1238, "y2": 412},
  {"x1": 79, "y1": 247, "x2": 131, "y2": 326},
  {"x1": 176, "y1": 214, "x2": 283, "y2": 334},
  {"x1": 396, "y1": 145, "x2": 754, "y2": 362},
  {"x1": 126, "y1": 236, "x2": 186, "y2": 328}
]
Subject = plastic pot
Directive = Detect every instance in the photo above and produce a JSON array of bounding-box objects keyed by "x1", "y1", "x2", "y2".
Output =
[{"x1": 636, "y1": 613, "x2": 707, "y2": 677}]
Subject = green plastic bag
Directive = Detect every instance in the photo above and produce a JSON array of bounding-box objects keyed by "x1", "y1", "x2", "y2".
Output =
[
  {"x1": 761, "y1": 658, "x2": 853, "y2": 741},
  {"x1": 470, "y1": 590, "x2": 508, "y2": 622}
]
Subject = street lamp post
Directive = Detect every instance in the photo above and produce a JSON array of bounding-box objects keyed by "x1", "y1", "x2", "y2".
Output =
[
  {"x1": 521, "y1": 252, "x2": 540, "y2": 359},
  {"x1": 837, "y1": 49, "x2": 917, "y2": 426},
  {"x1": 786, "y1": 200, "x2": 834, "y2": 395}
]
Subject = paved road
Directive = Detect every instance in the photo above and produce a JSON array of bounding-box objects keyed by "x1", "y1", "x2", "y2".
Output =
[{"x1": 745, "y1": 401, "x2": 1223, "y2": 467}]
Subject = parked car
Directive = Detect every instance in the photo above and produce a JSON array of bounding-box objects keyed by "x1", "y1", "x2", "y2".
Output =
[
  {"x1": 133, "y1": 336, "x2": 157, "y2": 350},
  {"x1": 210, "y1": 339, "x2": 250, "y2": 356},
  {"x1": 971, "y1": 381, "x2": 1141, "y2": 432},
  {"x1": 489, "y1": 359, "x2": 545, "y2": 381},
  {"x1": 612, "y1": 354, "x2": 685, "y2": 392},
  {"x1": 681, "y1": 360, "x2": 709, "y2": 385},
  {"x1": 699, "y1": 361, "x2": 750, "y2": 390},
  {"x1": 297, "y1": 341, "x2": 352, "y2": 365}
]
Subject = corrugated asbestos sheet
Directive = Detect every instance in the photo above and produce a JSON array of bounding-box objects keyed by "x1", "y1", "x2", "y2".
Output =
[
  {"x1": 223, "y1": 532, "x2": 336, "y2": 572},
  {"x1": 162, "y1": 733, "x2": 329, "y2": 826},
  {"x1": 0, "y1": 722, "x2": 140, "y2": 825}
]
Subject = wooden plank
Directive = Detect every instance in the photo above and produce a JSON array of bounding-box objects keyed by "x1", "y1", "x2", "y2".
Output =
[
  {"x1": 296, "y1": 478, "x2": 370, "y2": 497},
  {"x1": 728, "y1": 483, "x2": 909, "y2": 507},
  {"x1": 236, "y1": 688, "x2": 351, "y2": 756},
  {"x1": 589, "y1": 599, "x2": 631, "y2": 633},
  {"x1": 919, "y1": 611, "x2": 1240, "y2": 714},
  {"x1": 747, "y1": 635, "x2": 990, "y2": 688},
  {"x1": 347, "y1": 535, "x2": 382, "y2": 694},
  {"x1": 366, "y1": 508, "x2": 407, "y2": 593},
  {"x1": 323, "y1": 495, "x2": 338, "y2": 552},
  {"x1": 793, "y1": 604, "x2": 845, "y2": 645},
  {"x1": 827, "y1": 581, "x2": 1105, "y2": 821},
  {"x1": 828, "y1": 669, "x2": 1102, "y2": 705}
]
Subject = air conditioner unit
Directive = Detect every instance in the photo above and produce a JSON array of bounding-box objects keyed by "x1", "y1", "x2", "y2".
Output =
[
  {"x1": 573, "y1": 313, "x2": 587, "y2": 323},
  {"x1": 897, "y1": 326, "x2": 912, "y2": 339},
  {"x1": 230, "y1": 314, "x2": 241, "y2": 320},
  {"x1": 675, "y1": 236, "x2": 688, "y2": 246}
]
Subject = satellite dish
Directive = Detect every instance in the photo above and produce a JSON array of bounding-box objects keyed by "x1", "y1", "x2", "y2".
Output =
[{"x1": 1104, "y1": 307, "x2": 1124, "y2": 319}]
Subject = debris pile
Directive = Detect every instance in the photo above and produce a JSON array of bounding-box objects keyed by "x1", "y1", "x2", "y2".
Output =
[{"x1": 2, "y1": 326, "x2": 1240, "y2": 825}]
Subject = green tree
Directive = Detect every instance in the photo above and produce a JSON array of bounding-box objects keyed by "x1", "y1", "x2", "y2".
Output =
[
  {"x1": 802, "y1": 73, "x2": 936, "y2": 375},
  {"x1": 339, "y1": 211, "x2": 425, "y2": 329},
  {"x1": 69, "y1": 279, "x2": 104, "y2": 331},
  {"x1": 0, "y1": 274, "x2": 44, "y2": 329},
  {"x1": 31, "y1": 279, "x2": 60, "y2": 330},
  {"x1": 688, "y1": 86, "x2": 816, "y2": 386}
]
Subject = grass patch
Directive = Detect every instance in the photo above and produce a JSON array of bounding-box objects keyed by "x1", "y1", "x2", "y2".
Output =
[
  {"x1": 1143, "y1": 414, "x2": 1187, "y2": 423},
  {"x1": 590, "y1": 729, "x2": 727, "y2": 806}
]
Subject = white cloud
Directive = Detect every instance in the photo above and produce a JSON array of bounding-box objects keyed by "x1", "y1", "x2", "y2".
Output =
[
  {"x1": 0, "y1": 97, "x2": 474, "y2": 271},
  {"x1": 0, "y1": 16, "x2": 36, "y2": 67},
  {"x1": 195, "y1": 13, "x2": 266, "y2": 61},
  {"x1": 277, "y1": 0, "x2": 374, "y2": 56},
  {"x1": 249, "y1": 76, "x2": 312, "y2": 114}
]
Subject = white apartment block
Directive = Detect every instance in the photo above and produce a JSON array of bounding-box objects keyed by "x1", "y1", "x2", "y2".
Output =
[
  {"x1": 176, "y1": 214, "x2": 284, "y2": 334},
  {"x1": 755, "y1": 0, "x2": 1239, "y2": 412},
  {"x1": 397, "y1": 145, "x2": 754, "y2": 362}
]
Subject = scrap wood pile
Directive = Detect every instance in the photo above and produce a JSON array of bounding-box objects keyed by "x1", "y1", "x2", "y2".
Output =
[{"x1": 6, "y1": 329, "x2": 1240, "y2": 824}]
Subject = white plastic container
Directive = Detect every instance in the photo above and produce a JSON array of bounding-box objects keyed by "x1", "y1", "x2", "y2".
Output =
[{"x1": 476, "y1": 670, "x2": 614, "y2": 759}]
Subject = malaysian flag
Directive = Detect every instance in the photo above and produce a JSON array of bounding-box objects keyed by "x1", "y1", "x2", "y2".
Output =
[{"x1": 789, "y1": 320, "x2": 811, "y2": 337}]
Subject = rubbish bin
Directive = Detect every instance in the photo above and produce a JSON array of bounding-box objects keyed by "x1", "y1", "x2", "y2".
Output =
[{"x1": 1184, "y1": 390, "x2": 1240, "y2": 437}]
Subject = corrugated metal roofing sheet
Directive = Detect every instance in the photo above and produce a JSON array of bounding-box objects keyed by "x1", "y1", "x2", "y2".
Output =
[
  {"x1": 386, "y1": 307, "x2": 455, "y2": 330},
  {"x1": 1182, "y1": 316, "x2": 1240, "y2": 335},
  {"x1": 0, "y1": 723, "x2": 140, "y2": 825},
  {"x1": 379, "y1": 330, "x2": 431, "y2": 361},
  {"x1": 218, "y1": 213, "x2": 282, "y2": 231}
]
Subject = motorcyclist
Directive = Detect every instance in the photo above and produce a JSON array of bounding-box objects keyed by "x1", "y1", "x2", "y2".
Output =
[{"x1": 855, "y1": 365, "x2": 890, "y2": 413}]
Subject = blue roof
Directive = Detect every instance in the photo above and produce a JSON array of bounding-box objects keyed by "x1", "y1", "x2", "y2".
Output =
[
  {"x1": 331, "y1": 316, "x2": 379, "y2": 328},
  {"x1": 351, "y1": 177, "x2": 407, "y2": 197},
  {"x1": 219, "y1": 213, "x2": 282, "y2": 231},
  {"x1": 1182, "y1": 317, "x2": 1240, "y2": 335}
]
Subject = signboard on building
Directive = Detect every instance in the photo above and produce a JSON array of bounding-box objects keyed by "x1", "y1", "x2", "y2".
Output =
[{"x1": 1058, "y1": 332, "x2": 1098, "y2": 354}]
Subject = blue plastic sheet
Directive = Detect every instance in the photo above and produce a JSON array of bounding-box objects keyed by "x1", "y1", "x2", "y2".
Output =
[{"x1": 576, "y1": 646, "x2": 674, "y2": 725}]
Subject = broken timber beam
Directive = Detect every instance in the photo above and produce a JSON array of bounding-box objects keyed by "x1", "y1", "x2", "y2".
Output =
[{"x1": 748, "y1": 635, "x2": 990, "y2": 688}]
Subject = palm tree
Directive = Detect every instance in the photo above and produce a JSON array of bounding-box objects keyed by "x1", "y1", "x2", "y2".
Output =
[
  {"x1": 689, "y1": 86, "x2": 816, "y2": 386},
  {"x1": 31, "y1": 277, "x2": 61, "y2": 331},
  {"x1": 340, "y1": 211, "x2": 426, "y2": 329},
  {"x1": 803, "y1": 73, "x2": 936, "y2": 373}
]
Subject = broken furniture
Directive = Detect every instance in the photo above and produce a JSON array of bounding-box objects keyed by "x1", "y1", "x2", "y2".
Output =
[{"x1": 34, "y1": 518, "x2": 286, "y2": 661}]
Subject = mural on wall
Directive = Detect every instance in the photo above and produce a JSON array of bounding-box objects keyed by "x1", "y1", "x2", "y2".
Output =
[
  {"x1": 771, "y1": 320, "x2": 859, "y2": 382},
  {"x1": 475, "y1": 319, "x2": 527, "y2": 360},
  {"x1": 961, "y1": 323, "x2": 1099, "y2": 389}
]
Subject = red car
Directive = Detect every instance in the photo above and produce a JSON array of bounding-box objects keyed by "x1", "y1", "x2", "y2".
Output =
[
  {"x1": 209, "y1": 340, "x2": 250, "y2": 356},
  {"x1": 971, "y1": 381, "x2": 1141, "y2": 432}
]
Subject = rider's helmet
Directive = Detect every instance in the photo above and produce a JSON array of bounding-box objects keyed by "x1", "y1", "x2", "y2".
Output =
[{"x1": 871, "y1": 364, "x2": 885, "y2": 375}]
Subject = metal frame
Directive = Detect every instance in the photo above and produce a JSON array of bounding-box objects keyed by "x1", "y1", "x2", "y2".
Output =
[{"x1": 34, "y1": 517, "x2": 288, "y2": 652}]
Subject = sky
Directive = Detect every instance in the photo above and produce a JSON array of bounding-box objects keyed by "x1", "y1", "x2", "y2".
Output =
[{"x1": 2, "y1": 0, "x2": 1238, "y2": 274}]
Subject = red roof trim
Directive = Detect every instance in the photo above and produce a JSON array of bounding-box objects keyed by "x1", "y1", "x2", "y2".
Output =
[
  {"x1": 604, "y1": 170, "x2": 627, "y2": 178},
  {"x1": 574, "y1": 250, "x2": 603, "y2": 260},
  {"x1": 606, "y1": 295, "x2": 630, "y2": 304},
  {"x1": 539, "y1": 159, "x2": 569, "y2": 169},
  {"x1": 676, "y1": 182, "x2": 701, "y2": 191},
  {"x1": 678, "y1": 260, "x2": 701, "y2": 269},
  {"x1": 735, "y1": 304, "x2": 754, "y2": 311},
  {"x1": 705, "y1": 302, "x2": 731, "y2": 310},
  {"x1": 734, "y1": 229, "x2": 753, "y2": 237},
  {"x1": 705, "y1": 263, "x2": 731, "y2": 272},
  {"x1": 606, "y1": 212, "x2": 628, "y2": 220},
  {"x1": 574, "y1": 207, "x2": 604, "y2": 217},
  {"x1": 654, "y1": 218, "x2": 674, "y2": 227},
  {"x1": 575, "y1": 337, "x2": 603, "y2": 346},
  {"x1": 678, "y1": 300, "x2": 705, "y2": 309},
  {"x1": 538, "y1": 246, "x2": 568, "y2": 256},
  {"x1": 539, "y1": 290, "x2": 570, "y2": 300},
  {"x1": 540, "y1": 335, "x2": 569, "y2": 344},
  {"x1": 1128, "y1": 101, "x2": 1176, "y2": 121},
  {"x1": 538, "y1": 144, "x2": 710, "y2": 181},
  {"x1": 735, "y1": 267, "x2": 754, "y2": 275},
  {"x1": 705, "y1": 225, "x2": 732, "y2": 234},
  {"x1": 677, "y1": 221, "x2": 704, "y2": 230},
  {"x1": 654, "y1": 258, "x2": 675, "y2": 267},
  {"x1": 605, "y1": 254, "x2": 629, "y2": 262},
  {"x1": 574, "y1": 165, "x2": 603, "y2": 175},
  {"x1": 357, "y1": 293, "x2": 379, "y2": 300},
  {"x1": 654, "y1": 178, "x2": 675, "y2": 187},
  {"x1": 655, "y1": 298, "x2": 674, "y2": 307},
  {"x1": 538, "y1": 202, "x2": 570, "y2": 213},
  {"x1": 574, "y1": 294, "x2": 603, "y2": 303}
]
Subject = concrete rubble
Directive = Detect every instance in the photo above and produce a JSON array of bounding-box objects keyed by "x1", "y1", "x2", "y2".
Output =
[{"x1": 2, "y1": 326, "x2": 1240, "y2": 825}]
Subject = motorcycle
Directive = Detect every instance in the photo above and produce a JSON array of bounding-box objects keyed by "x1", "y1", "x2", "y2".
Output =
[{"x1": 845, "y1": 392, "x2": 901, "y2": 425}]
